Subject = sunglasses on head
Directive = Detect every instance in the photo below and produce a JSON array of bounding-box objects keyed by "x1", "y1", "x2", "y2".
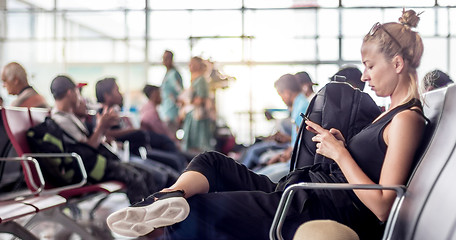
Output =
[{"x1": 369, "y1": 22, "x2": 403, "y2": 50}]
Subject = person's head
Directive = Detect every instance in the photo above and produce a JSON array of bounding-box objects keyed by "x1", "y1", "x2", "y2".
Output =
[
  {"x1": 96, "y1": 77, "x2": 123, "y2": 107},
  {"x1": 189, "y1": 56, "x2": 207, "y2": 75},
  {"x1": 331, "y1": 66, "x2": 365, "y2": 90},
  {"x1": 50, "y1": 75, "x2": 79, "y2": 108},
  {"x1": 361, "y1": 9, "x2": 424, "y2": 102},
  {"x1": 294, "y1": 71, "x2": 317, "y2": 97},
  {"x1": 143, "y1": 84, "x2": 161, "y2": 105},
  {"x1": 162, "y1": 50, "x2": 174, "y2": 69},
  {"x1": 1, "y1": 62, "x2": 29, "y2": 95},
  {"x1": 423, "y1": 70, "x2": 453, "y2": 92},
  {"x1": 274, "y1": 74, "x2": 301, "y2": 107}
]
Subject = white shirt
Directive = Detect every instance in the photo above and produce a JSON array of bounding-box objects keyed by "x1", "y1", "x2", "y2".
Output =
[{"x1": 51, "y1": 109, "x2": 89, "y2": 142}]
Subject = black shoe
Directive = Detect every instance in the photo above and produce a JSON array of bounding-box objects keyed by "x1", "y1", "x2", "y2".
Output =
[
  {"x1": 107, "y1": 190, "x2": 189, "y2": 237},
  {"x1": 132, "y1": 190, "x2": 185, "y2": 207}
]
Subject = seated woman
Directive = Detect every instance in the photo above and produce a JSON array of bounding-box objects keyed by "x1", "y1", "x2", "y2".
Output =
[{"x1": 107, "y1": 9, "x2": 426, "y2": 240}]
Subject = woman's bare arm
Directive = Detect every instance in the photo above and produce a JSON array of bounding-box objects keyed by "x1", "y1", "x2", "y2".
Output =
[{"x1": 306, "y1": 110, "x2": 425, "y2": 221}]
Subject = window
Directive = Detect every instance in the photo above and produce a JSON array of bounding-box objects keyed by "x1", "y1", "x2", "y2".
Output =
[{"x1": 1, "y1": 0, "x2": 454, "y2": 144}]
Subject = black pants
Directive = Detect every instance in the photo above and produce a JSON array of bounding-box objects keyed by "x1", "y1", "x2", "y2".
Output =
[
  {"x1": 101, "y1": 160, "x2": 158, "y2": 204},
  {"x1": 163, "y1": 151, "x2": 311, "y2": 240},
  {"x1": 116, "y1": 130, "x2": 187, "y2": 171},
  {"x1": 116, "y1": 130, "x2": 176, "y2": 152}
]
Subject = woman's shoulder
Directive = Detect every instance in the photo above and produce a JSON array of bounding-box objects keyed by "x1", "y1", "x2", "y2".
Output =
[
  {"x1": 395, "y1": 98, "x2": 425, "y2": 122},
  {"x1": 390, "y1": 106, "x2": 426, "y2": 133}
]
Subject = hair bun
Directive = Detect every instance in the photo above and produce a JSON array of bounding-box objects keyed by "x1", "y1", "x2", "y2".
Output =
[{"x1": 398, "y1": 9, "x2": 421, "y2": 28}]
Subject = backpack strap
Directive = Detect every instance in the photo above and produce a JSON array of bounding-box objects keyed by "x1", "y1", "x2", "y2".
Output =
[
  {"x1": 289, "y1": 112, "x2": 309, "y2": 172},
  {"x1": 289, "y1": 85, "x2": 321, "y2": 172}
]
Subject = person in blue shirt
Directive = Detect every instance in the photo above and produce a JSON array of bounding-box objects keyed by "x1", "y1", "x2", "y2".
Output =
[
  {"x1": 256, "y1": 72, "x2": 314, "y2": 181},
  {"x1": 160, "y1": 50, "x2": 183, "y2": 136},
  {"x1": 241, "y1": 73, "x2": 311, "y2": 175}
]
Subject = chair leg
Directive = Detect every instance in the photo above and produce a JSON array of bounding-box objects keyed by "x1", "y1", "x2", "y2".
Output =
[
  {"x1": 0, "y1": 221, "x2": 39, "y2": 240},
  {"x1": 89, "y1": 195, "x2": 110, "y2": 220}
]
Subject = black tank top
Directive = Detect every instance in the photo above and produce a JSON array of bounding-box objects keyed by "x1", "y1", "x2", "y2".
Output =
[{"x1": 347, "y1": 98, "x2": 423, "y2": 184}]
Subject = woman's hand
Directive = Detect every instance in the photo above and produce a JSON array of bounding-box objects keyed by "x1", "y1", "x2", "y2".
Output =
[
  {"x1": 305, "y1": 120, "x2": 347, "y2": 162},
  {"x1": 329, "y1": 128, "x2": 346, "y2": 143}
]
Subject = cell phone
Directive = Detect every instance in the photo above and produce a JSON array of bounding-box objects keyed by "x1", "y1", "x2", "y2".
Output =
[
  {"x1": 301, "y1": 113, "x2": 310, "y2": 122},
  {"x1": 302, "y1": 114, "x2": 316, "y2": 132}
]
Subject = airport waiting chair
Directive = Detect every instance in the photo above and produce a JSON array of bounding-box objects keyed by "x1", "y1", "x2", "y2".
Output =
[
  {"x1": 0, "y1": 107, "x2": 67, "y2": 239},
  {"x1": 0, "y1": 106, "x2": 123, "y2": 239}
]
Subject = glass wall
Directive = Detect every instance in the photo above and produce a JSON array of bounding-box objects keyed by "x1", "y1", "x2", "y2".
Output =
[{"x1": 1, "y1": 0, "x2": 455, "y2": 144}]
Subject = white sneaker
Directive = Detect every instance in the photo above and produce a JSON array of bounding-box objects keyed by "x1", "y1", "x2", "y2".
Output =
[{"x1": 106, "y1": 190, "x2": 189, "y2": 237}]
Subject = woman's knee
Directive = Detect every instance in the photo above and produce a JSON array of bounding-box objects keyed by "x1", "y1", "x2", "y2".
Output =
[
  {"x1": 293, "y1": 220, "x2": 359, "y2": 240},
  {"x1": 186, "y1": 151, "x2": 234, "y2": 179}
]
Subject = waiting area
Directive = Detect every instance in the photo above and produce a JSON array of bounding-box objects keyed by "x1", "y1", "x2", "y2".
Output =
[{"x1": 1, "y1": 1, "x2": 456, "y2": 239}]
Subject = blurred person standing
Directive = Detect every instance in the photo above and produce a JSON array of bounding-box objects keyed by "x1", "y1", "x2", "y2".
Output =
[
  {"x1": 160, "y1": 50, "x2": 183, "y2": 137},
  {"x1": 1, "y1": 62, "x2": 49, "y2": 108},
  {"x1": 181, "y1": 57, "x2": 213, "y2": 153}
]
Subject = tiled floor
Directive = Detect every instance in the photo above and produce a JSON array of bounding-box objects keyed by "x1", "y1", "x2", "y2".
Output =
[{"x1": 0, "y1": 193, "x2": 133, "y2": 240}]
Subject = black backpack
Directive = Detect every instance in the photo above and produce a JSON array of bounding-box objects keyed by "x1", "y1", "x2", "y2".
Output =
[
  {"x1": 275, "y1": 82, "x2": 385, "y2": 240},
  {"x1": 276, "y1": 81, "x2": 382, "y2": 191},
  {"x1": 290, "y1": 81, "x2": 382, "y2": 172},
  {"x1": 26, "y1": 117, "x2": 118, "y2": 186}
]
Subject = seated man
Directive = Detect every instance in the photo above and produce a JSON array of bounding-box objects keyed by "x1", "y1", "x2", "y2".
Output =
[
  {"x1": 239, "y1": 74, "x2": 308, "y2": 170},
  {"x1": 73, "y1": 82, "x2": 179, "y2": 189},
  {"x1": 95, "y1": 77, "x2": 188, "y2": 171},
  {"x1": 258, "y1": 68, "x2": 365, "y2": 182},
  {"x1": 141, "y1": 84, "x2": 179, "y2": 144},
  {"x1": 49, "y1": 75, "x2": 158, "y2": 204},
  {"x1": 1, "y1": 62, "x2": 49, "y2": 108},
  {"x1": 253, "y1": 73, "x2": 312, "y2": 182}
]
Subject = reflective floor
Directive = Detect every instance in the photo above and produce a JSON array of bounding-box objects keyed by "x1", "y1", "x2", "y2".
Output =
[{"x1": 0, "y1": 193, "x2": 134, "y2": 240}]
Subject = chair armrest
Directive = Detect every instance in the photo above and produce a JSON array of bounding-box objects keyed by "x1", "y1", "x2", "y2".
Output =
[
  {"x1": 269, "y1": 182, "x2": 406, "y2": 240},
  {"x1": 0, "y1": 156, "x2": 44, "y2": 200},
  {"x1": 22, "y1": 153, "x2": 87, "y2": 195}
]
